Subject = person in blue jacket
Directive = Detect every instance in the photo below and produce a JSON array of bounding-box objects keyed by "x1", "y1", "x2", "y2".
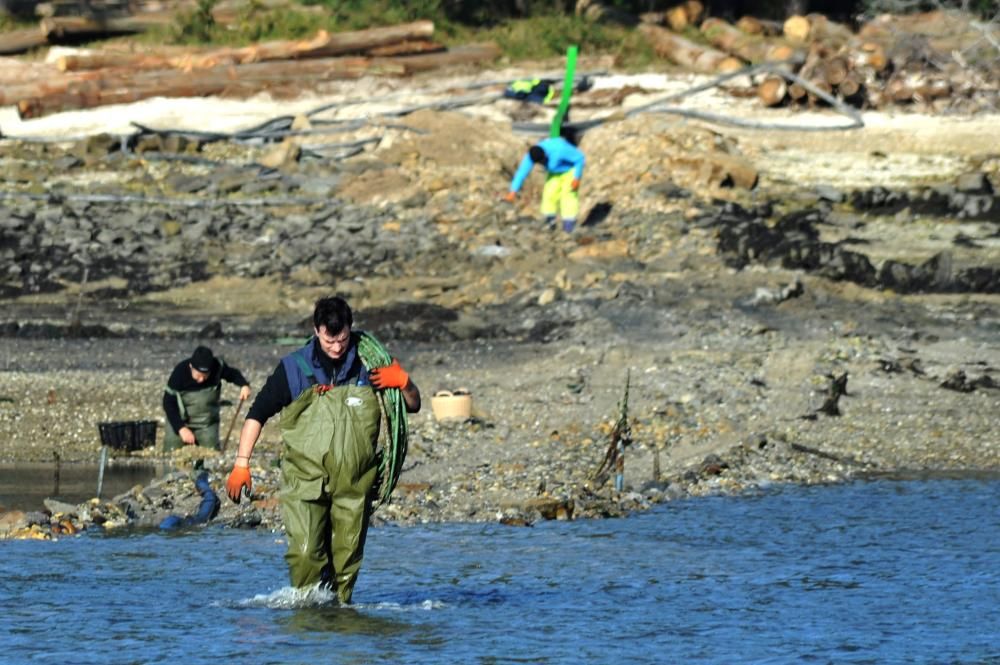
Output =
[{"x1": 504, "y1": 135, "x2": 585, "y2": 233}]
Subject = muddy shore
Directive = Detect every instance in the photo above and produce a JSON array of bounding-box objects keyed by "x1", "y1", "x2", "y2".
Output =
[{"x1": 0, "y1": 66, "x2": 998, "y2": 538}]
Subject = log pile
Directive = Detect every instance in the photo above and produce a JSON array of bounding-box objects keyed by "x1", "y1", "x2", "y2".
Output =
[
  {"x1": 0, "y1": 17, "x2": 500, "y2": 119},
  {"x1": 633, "y1": 3, "x2": 999, "y2": 112}
]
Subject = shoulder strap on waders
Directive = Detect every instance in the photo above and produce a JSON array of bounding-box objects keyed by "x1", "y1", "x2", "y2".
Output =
[
  {"x1": 292, "y1": 353, "x2": 317, "y2": 386},
  {"x1": 164, "y1": 385, "x2": 187, "y2": 421}
]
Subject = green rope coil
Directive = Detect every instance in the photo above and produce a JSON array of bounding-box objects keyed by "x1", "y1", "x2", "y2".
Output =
[{"x1": 357, "y1": 331, "x2": 408, "y2": 508}]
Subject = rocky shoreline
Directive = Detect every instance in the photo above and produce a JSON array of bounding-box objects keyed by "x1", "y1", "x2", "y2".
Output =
[{"x1": 1, "y1": 69, "x2": 998, "y2": 540}]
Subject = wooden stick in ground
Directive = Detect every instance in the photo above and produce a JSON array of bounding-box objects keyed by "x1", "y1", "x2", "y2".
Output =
[{"x1": 221, "y1": 396, "x2": 246, "y2": 454}]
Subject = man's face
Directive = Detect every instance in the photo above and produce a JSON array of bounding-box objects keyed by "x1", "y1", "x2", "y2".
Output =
[
  {"x1": 189, "y1": 365, "x2": 209, "y2": 383},
  {"x1": 316, "y1": 325, "x2": 351, "y2": 360}
]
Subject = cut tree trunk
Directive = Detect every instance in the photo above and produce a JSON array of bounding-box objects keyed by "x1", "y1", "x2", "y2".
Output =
[
  {"x1": 757, "y1": 75, "x2": 787, "y2": 106},
  {"x1": 700, "y1": 17, "x2": 801, "y2": 63},
  {"x1": 56, "y1": 52, "x2": 176, "y2": 72},
  {"x1": 15, "y1": 57, "x2": 406, "y2": 119},
  {"x1": 365, "y1": 39, "x2": 445, "y2": 57},
  {"x1": 55, "y1": 21, "x2": 436, "y2": 73},
  {"x1": 886, "y1": 75, "x2": 914, "y2": 103},
  {"x1": 783, "y1": 15, "x2": 811, "y2": 44},
  {"x1": 171, "y1": 20, "x2": 436, "y2": 69},
  {"x1": 821, "y1": 56, "x2": 849, "y2": 87},
  {"x1": 806, "y1": 78, "x2": 832, "y2": 107},
  {"x1": 837, "y1": 72, "x2": 863, "y2": 99},
  {"x1": 374, "y1": 43, "x2": 501, "y2": 72},
  {"x1": 913, "y1": 77, "x2": 951, "y2": 102},
  {"x1": 0, "y1": 28, "x2": 48, "y2": 55},
  {"x1": 804, "y1": 13, "x2": 854, "y2": 48},
  {"x1": 639, "y1": 24, "x2": 743, "y2": 73},
  {"x1": 660, "y1": 1, "x2": 703, "y2": 31},
  {"x1": 854, "y1": 42, "x2": 888, "y2": 73},
  {"x1": 10, "y1": 42, "x2": 500, "y2": 116},
  {"x1": 736, "y1": 16, "x2": 782, "y2": 36},
  {"x1": 40, "y1": 15, "x2": 160, "y2": 40}
]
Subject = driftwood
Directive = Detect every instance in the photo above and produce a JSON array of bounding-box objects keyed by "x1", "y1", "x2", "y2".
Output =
[{"x1": 639, "y1": 24, "x2": 743, "y2": 73}]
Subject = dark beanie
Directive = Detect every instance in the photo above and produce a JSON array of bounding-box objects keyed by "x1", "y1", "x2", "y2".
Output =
[{"x1": 190, "y1": 346, "x2": 214, "y2": 373}]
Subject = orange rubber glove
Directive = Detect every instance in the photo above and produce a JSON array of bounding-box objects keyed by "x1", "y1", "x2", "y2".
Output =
[
  {"x1": 570, "y1": 178, "x2": 580, "y2": 191},
  {"x1": 370, "y1": 359, "x2": 409, "y2": 390},
  {"x1": 502, "y1": 191, "x2": 517, "y2": 203},
  {"x1": 226, "y1": 465, "x2": 251, "y2": 503}
]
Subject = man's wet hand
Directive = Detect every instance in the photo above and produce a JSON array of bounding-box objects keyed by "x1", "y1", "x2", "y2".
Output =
[
  {"x1": 370, "y1": 359, "x2": 410, "y2": 390},
  {"x1": 226, "y1": 464, "x2": 252, "y2": 503}
]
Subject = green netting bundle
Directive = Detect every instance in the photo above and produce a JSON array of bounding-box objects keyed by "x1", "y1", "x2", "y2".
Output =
[{"x1": 357, "y1": 331, "x2": 409, "y2": 508}]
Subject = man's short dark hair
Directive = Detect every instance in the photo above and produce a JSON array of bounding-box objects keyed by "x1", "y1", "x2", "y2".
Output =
[
  {"x1": 313, "y1": 296, "x2": 353, "y2": 334},
  {"x1": 529, "y1": 145, "x2": 546, "y2": 164}
]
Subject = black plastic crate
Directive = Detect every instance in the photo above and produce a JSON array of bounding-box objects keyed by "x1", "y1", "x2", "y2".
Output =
[{"x1": 98, "y1": 421, "x2": 157, "y2": 451}]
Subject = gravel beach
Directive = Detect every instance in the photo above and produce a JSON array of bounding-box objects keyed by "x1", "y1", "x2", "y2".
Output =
[{"x1": 1, "y1": 64, "x2": 997, "y2": 537}]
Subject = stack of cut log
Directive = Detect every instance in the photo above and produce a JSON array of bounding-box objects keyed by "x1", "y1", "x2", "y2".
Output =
[
  {"x1": 633, "y1": 1, "x2": 999, "y2": 112},
  {"x1": 0, "y1": 20, "x2": 500, "y2": 119},
  {"x1": 763, "y1": 10, "x2": 1000, "y2": 110}
]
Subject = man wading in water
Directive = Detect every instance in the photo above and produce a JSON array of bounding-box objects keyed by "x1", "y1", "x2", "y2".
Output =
[
  {"x1": 162, "y1": 346, "x2": 252, "y2": 451},
  {"x1": 226, "y1": 296, "x2": 420, "y2": 603}
]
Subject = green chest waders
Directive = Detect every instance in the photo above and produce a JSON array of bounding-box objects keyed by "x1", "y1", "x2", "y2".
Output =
[
  {"x1": 279, "y1": 383, "x2": 380, "y2": 603},
  {"x1": 163, "y1": 382, "x2": 223, "y2": 451}
]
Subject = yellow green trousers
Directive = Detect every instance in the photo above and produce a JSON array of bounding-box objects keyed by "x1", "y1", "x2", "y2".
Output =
[
  {"x1": 541, "y1": 170, "x2": 579, "y2": 221},
  {"x1": 279, "y1": 384, "x2": 380, "y2": 603}
]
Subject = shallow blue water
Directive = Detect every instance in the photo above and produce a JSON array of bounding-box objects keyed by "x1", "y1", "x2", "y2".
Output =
[{"x1": 2, "y1": 478, "x2": 998, "y2": 664}]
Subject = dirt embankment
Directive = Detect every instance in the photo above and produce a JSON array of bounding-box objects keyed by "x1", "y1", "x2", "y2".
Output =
[{"x1": 0, "y1": 65, "x2": 998, "y2": 537}]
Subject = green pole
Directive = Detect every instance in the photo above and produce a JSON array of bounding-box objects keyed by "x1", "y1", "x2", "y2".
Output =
[{"x1": 550, "y1": 45, "x2": 578, "y2": 138}]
